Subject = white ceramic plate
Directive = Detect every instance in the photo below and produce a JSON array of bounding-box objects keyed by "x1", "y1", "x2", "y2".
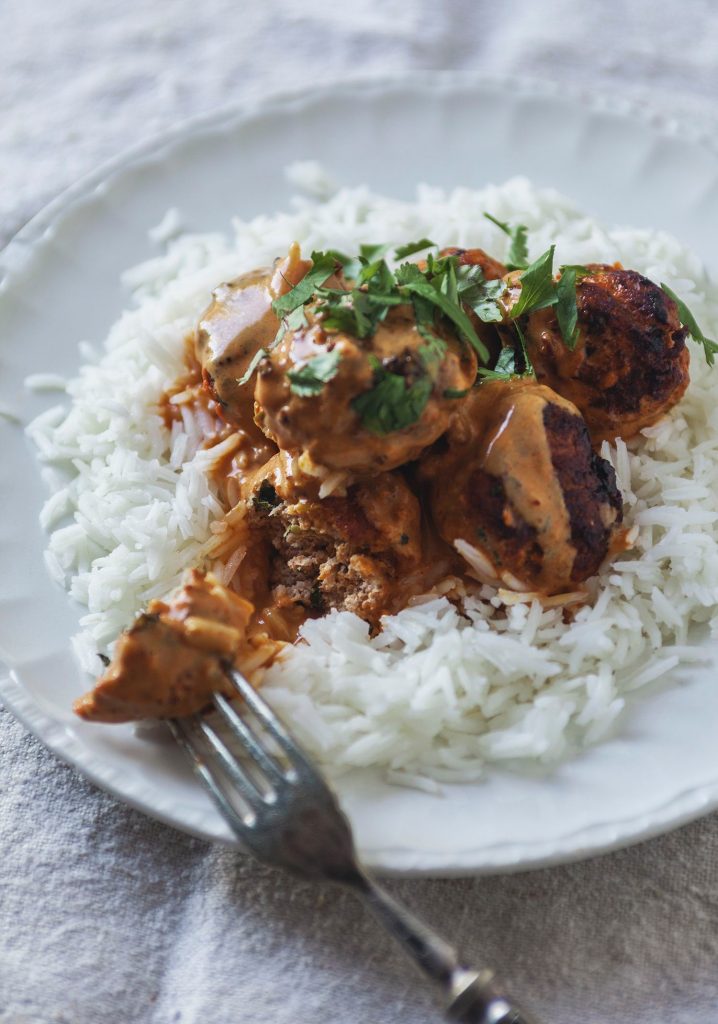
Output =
[{"x1": 2, "y1": 73, "x2": 718, "y2": 876}]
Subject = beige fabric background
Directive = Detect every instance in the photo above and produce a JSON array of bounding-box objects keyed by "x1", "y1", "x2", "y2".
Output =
[{"x1": 2, "y1": 2, "x2": 718, "y2": 1021}]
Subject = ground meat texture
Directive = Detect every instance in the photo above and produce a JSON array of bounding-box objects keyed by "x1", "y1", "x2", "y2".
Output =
[
  {"x1": 422, "y1": 380, "x2": 623, "y2": 594},
  {"x1": 246, "y1": 461, "x2": 422, "y2": 622},
  {"x1": 524, "y1": 265, "x2": 690, "y2": 442}
]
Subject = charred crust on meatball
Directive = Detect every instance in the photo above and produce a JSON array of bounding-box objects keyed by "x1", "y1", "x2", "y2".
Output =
[
  {"x1": 465, "y1": 468, "x2": 543, "y2": 577},
  {"x1": 542, "y1": 402, "x2": 623, "y2": 581},
  {"x1": 577, "y1": 268, "x2": 688, "y2": 417}
]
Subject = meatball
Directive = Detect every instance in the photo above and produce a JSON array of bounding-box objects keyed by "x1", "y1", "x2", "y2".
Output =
[
  {"x1": 421, "y1": 380, "x2": 623, "y2": 594},
  {"x1": 440, "y1": 246, "x2": 508, "y2": 280},
  {"x1": 242, "y1": 453, "x2": 422, "y2": 622},
  {"x1": 73, "y1": 571, "x2": 277, "y2": 723},
  {"x1": 255, "y1": 304, "x2": 477, "y2": 473},
  {"x1": 195, "y1": 242, "x2": 312, "y2": 432},
  {"x1": 523, "y1": 265, "x2": 689, "y2": 442}
]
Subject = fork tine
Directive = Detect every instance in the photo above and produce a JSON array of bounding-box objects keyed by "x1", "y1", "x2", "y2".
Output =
[
  {"x1": 212, "y1": 692, "x2": 287, "y2": 788},
  {"x1": 226, "y1": 669, "x2": 317, "y2": 779},
  {"x1": 195, "y1": 717, "x2": 269, "y2": 807},
  {"x1": 169, "y1": 718, "x2": 256, "y2": 836}
]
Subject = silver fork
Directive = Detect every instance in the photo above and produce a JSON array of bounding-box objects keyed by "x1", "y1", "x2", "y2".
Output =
[{"x1": 169, "y1": 667, "x2": 539, "y2": 1024}]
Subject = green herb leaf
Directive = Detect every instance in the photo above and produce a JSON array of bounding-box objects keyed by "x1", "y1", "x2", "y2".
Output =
[
  {"x1": 352, "y1": 370, "x2": 432, "y2": 435},
  {"x1": 271, "y1": 252, "x2": 337, "y2": 317},
  {"x1": 319, "y1": 303, "x2": 359, "y2": 337},
  {"x1": 484, "y1": 212, "x2": 529, "y2": 270},
  {"x1": 237, "y1": 347, "x2": 268, "y2": 386},
  {"x1": 509, "y1": 246, "x2": 557, "y2": 320},
  {"x1": 359, "y1": 243, "x2": 390, "y2": 263},
  {"x1": 325, "y1": 249, "x2": 363, "y2": 280},
  {"x1": 401, "y1": 278, "x2": 490, "y2": 362},
  {"x1": 393, "y1": 238, "x2": 436, "y2": 260},
  {"x1": 416, "y1": 326, "x2": 448, "y2": 371},
  {"x1": 287, "y1": 349, "x2": 342, "y2": 397},
  {"x1": 660, "y1": 283, "x2": 718, "y2": 366},
  {"x1": 443, "y1": 386, "x2": 471, "y2": 399},
  {"x1": 271, "y1": 304, "x2": 309, "y2": 349},
  {"x1": 476, "y1": 324, "x2": 535, "y2": 381},
  {"x1": 514, "y1": 320, "x2": 534, "y2": 376},
  {"x1": 560, "y1": 264, "x2": 591, "y2": 278},
  {"x1": 358, "y1": 259, "x2": 386, "y2": 285},
  {"x1": 456, "y1": 269, "x2": 505, "y2": 323},
  {"x1": 555, "y1": 267, "x2": 581, "y2": 350},
  {"x1": 477, "y1": 345, "x2": 517, "y2": 380}
]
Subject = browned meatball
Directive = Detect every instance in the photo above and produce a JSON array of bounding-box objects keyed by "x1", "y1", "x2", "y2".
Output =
[
  {"x1": 421, "y1": 380, "x2": 623, "y2": 594},
  {"x1": 195, "y1": 243, "x2": 312, "y2": 433},
  {"x1": 440, "y1": 246, "x2": 508, "y2": 280},
  {"x1": 524, "y1": 265, "x2": 689, "y2": 443},
  {"x1": 242, "y1": 454, "x2": 422, "y2": 622},
  {"x1": 255, "y1": 304, "x2": 477, "y2": 474}
]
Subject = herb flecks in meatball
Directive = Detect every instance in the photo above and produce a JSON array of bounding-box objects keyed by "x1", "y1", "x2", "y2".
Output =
[{"x1": 243, "y1": 454, "x2": 422, "y2": 623}]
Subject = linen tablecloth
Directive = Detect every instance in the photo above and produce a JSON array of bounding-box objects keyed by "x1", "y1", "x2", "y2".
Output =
[{"x1": 3, "y1": 2, "x2": 718, "y2": 1021}]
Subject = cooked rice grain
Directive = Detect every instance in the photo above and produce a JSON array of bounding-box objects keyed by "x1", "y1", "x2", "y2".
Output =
[{"x1": 27, "y1": 174, "x2": 718, "y2": 781}]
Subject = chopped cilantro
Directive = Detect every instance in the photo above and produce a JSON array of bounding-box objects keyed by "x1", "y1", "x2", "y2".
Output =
[
  {"x1": 352, "y1": 369, "x2": 432, "y2": 435},
  {"x1": 237, "y1": 347, "x2": 268, "y2": 386},
  {"x1": 477, "y1": 324, "x2": 534, "y2": 381},
  {"x1": 393, "y1": 238, "x2": 436, "y2": 260},
  {"x1": 287, "y1": 349, "x2": 342, "y2": 397},
  {"x1": 271, "y1": 252, "x2": 337, "y2": 317},
  {"x1": 443, "y1": 386, "x2": 472, "y2": 399},
  {"x1": 456, "y1": 268, "x2": 505, "y2": 323},
  {"x1": 359, "y1": 243, "x2": 390, "y2": 263},
  {"x1": 483, "y1": 213, "x2": 529, "y2": 270},
  {"x1": 477, "y1": 345, "x2": 518, "y2": 381},
  {"x1": 510, "y1": 246, "x2": 557, "y2": 319},
  {"x1": 660, "y1": 283, "x2": 718, "y2": 366},
  {"x1": 416, "y1": 327, "x2": 448, "y2": 370},
  {"x1": 400, "y1": 277, "x2": 490, "y2": 362},
  {"x1": 514, "y1": 320, "x2": 534, "y2": 375},
  {"x1": 555, "y1": 267, "x2": 581, "y2": 350},
  {"x1": 323, "y1": 249, "x2": 364, "y2": 281}
]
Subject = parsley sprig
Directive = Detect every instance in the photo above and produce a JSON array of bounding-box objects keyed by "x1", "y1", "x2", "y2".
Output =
[
  {"x1": 660, "y1": 283, "x2": 718, "y2": 366},
  {"x1": 483, "y1": 213, "x2": 529, "y2": 270},
  {"x1": 286, "y1": 349, "x2": 342, "y2": 396}
]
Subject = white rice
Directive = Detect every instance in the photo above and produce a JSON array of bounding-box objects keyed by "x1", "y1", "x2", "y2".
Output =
[{"x1": 27, "y1": 172, "x2": 718, "y2": 782}]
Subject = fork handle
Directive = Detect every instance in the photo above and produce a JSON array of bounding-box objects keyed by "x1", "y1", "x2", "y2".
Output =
[
  {"x1": 356, "y1": 876, "x2": 539, "y2": 1023},
  {"x1": 446, "y1": 967, "x2": 537, "y2": 1023}
]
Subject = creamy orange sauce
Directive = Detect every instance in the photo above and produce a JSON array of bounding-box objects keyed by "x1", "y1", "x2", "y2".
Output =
[
  {"x1": 74, "y1": 571, "x2": 276, "y2": 722},
  {"x1": 425, "y1": 380, "x2": 584, "y2": 593},
  {"x1": 255, "y1": 305, "x2": 477, "y2": 474}
]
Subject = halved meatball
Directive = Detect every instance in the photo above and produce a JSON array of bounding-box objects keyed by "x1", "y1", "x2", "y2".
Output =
[
  {"x1": 242, "y1": 454, "x2": 422, "y2": 622},
  {"x1": 421, "y1": 380, "x2": 623, "y2": 594},
  {"x1": 524, "y1": 265, "x2": 690, "y2": 442}
]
